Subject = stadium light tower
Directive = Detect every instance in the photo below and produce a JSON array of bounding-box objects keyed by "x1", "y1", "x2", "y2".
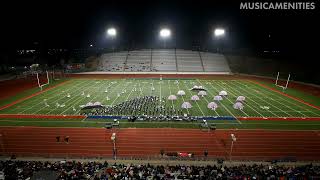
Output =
[
  {"x1": 214, "y1": 28, "x2": 225, "y2": 37},
  {"x1": 106, "y1": 27, "x2": 117, "y2": 52},
  {"x1": 213, "y1": 28, "x2": 225, "y2": 53},
  {"x1": 159, "y1": 28, "x2": 171, "y2": 48},
  {"x1": 107, "y1": 27, "x2": 117, "y2": 38}
]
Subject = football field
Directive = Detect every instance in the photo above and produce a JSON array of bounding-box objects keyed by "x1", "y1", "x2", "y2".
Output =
[{"x1": 1, "y1": 78, "x2": 319, "y2": 119}]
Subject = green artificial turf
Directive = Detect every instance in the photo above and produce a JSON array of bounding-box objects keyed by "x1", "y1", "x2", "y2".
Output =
[{"x1": 0, "y1": 78, "x2": 319, "y2": 130}]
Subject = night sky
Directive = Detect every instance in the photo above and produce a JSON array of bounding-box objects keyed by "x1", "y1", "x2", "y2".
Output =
[{"x1": 1, "y1": 0, "x2": 319, "y2": 56}]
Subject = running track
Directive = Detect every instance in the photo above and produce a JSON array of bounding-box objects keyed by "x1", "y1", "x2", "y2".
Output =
[{"x1": 0, "y1": 127, "x2": 319, "y2": 161}]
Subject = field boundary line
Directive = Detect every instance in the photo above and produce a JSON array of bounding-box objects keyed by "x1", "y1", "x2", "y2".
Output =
[
  {"x1": 231, "y1": 81, "x2": 288, "y2": 117},
  {"x1": 0, "y1": 80, "x2": 70, "y2": 111},
  {"x1": 238, "y1": 116, "x2": 320, "y2": 121},
  {"x1": 249, "y1": 80, "x2": 320, "y2": 111},
  {"x1": 220, "y1": 81, "x2": 266, "y2": 118},
  {"x1": 0, "y1": 114, "x2": 86, "y2": 119}
]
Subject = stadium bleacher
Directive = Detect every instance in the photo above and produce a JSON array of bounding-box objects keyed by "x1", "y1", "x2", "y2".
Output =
[
  {"x1": 97, "y1": 49, "x2": 230, "y2": 73},
  {"x1": 1, "y1": 160, "x2": 320, "y2": 179}
]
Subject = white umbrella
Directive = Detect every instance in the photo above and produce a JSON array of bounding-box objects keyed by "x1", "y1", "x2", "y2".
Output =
[
  {"x1": 214, "y1": 95, "x2": 223, "y2": 101},
  {"x1": 191, "y1": 95, "x2": 200, "y2": 101},
  {"x1": 198, "y1": 91, "x2": 207, "y2": 96},
  {"x1": 181, "y1": 102, "x2": 192, "y2": 109},
  {"x1": 207, "y1": 102, "x2": 218, "y2": 110},
  {"x1": 237, "y1": 96, "x2": 246, "y2": 102},
  {"x1": 177, "y1": 90, "x2": 186, "y2": 96},
  {"x1": 168, "y1": 95, "x2": 177, "y2": 100},
  {"x1": 93, "y1": 102, "x2": 102, "y2": 106},
  {"x1": 233, "y1": 102, "x2": 244, "y2": 110},
  {"x1": 219, "y1": 90, "x2": 228, "y2": 96},
  {"x1": 86, "y1": 102, "x2": 94, "y2": 106}
]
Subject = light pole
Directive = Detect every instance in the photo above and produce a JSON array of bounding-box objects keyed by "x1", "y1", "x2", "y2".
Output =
[
  {"x1": 230, "y1": 133, "x2": 237, "y2": 161},
  {"x1": 106, "y1": 27, "x2": 117, "y2": 52},
  {"x1": 214, "y1": 28, "x2": 225, "y2": 53},
  {"x1": 111, "y1": 132, "x2": 117, "y2": 160},
  {"x1": 159, "y1": 28, "x2": 171, "y2": 48}
]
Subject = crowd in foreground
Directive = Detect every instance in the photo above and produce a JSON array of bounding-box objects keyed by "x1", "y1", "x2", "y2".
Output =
[{"x1": 1, "y1": 160, "x2": 320, "y2": 179}]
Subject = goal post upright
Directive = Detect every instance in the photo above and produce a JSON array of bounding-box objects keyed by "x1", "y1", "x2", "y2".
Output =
[
  {"x1": 275, "y1": 72, "x2": 280, "y2": 85},
  {"x1": 285, "y1": 74, "x2": 291, "y2": 89},
  {"x1": 36, "y1": 71, "x2": 50, "y2": 91},
  {"x1": 275, "y1": 72, "x2": 291, "y2": 91}
]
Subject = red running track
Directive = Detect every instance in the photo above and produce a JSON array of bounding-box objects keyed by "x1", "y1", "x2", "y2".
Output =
[{"x1": 0, "y1": 127, "x2": 319, "y2": 161}]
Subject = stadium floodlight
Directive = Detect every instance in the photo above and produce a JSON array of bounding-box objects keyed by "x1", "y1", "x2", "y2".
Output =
[
  {"x1": 214, "y1": 28, "x2": 225, "y2": 37},
  {"x1": 107, "y1": 28, "x2": 117, "y2": 37},
  {"x1": 159, "y1": 28, "x2": 171, "y2": 39}
]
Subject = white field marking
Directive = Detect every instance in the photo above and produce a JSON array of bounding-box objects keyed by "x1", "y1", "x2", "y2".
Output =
[
  {"x1": 61, "y1": 80, "x2": 113, "y2": 115},
  {"x1": 195, "y1": 79, "x2": 220, "y2": 116},
  {"x1": 168, "y1": 80, "x2": 175, "y2": 110},
  {"x1": 159, "y1": 79, "x2": 162, "y2": 107},
  {"x1": 210, "y1": 81, "x2": 249, "y2": 117},
  {"x1": 17, "y1": 79, "x2": 85, "y2": 107},
  {"x1": 138, "y1": 80, "x2": 147, "y2": 97},
  {"x1": 124, "y1": 80, "x2": 147, "y2": 102},
  {"x1": 18, "y1": 80, "x2": 88, "y2": 114},
  {"x1": 109, "y1": 80, "x2": 132, "y2": 106},
  {"x1": 243, "y1": 81, "x2": 312, "y2": 117},
  {"x1": 53, "y1": 82, "x2": 107, "y2": 114},
  {"x1": 55, "y1": 81, "x2": 108, "y2": 115},
  {"x1": 237, "y1": 82, "x2": 296, "y2": 117},
  {"x1": 232, "y1": 81, "x2": 293, "y2": 117},
  {"x1": 176, "y1": 80, "x2": 190, "y2": 114},
  {"x1": 227, "y1": 81, "x2": 281, "y2": 117},
  {"x1": 216, "y1": 81, "x2": 265, "y2": 118},
  {"x1": 13, "y1": 83, "x2": 69, "y2": 113},
  {"x1": 73, "y1": 80, "x2": 124, "y2": 115},
  {"x1": 169, "y1": 80, "x2": 186, "y2": 114},
  {"x1": 9, "y1": 80, "x2": 75, "y2": 109},
  {"x1": 262, "y1": 110, "x2": 310, "y2": 113},
  {"x1": 202, "y1": 80, "x2": 242, "y2": 124},
  {"x1": 159, "y1": 81, "x2": 162, "y2": 104},
  {"x1": 100, "y1": 80, "x2": 124, "y2": 105},
  {"x1": 81, "y1": 117, "x2": 87, "y2": 122},
  {"x1": 181, "y1": 80, "x2": 205, "y2": 116},
  {"x1": 204, "y1": 80, "x2": 238, "y2": 118},
  {"x1": 7, "y1": 83, "x2": 70, "y2": 113},
  {"x1": 69, "y1": 80, "x2": 120, "y2": 114}
]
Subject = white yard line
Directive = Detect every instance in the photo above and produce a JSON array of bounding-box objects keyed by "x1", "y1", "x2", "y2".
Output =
[
  {"x1": 226, "y1": 81, "x2": 282, "y2": 117},
  {"x1": 74, "y1": 80, "x2": 125, "y2": 115},
  {"x1": 193, "y1": 79, "x2": 219, "y2": 116},
  {"x1": 11, "y1": 80, "x2": 76, "y2": 108},
  {"x1": 18, "y1": 80, "x2": 88, "y2": 114},
  {"x1": 176, "y1": 81, "x2": 190, "y2": 114},
  {"x1": 168, "y1": 80, "x2": 175, "y2": 110},
  {"x1": 109, "y1": 80, "x2": 133, "y2": 106},
  {"x1": 61, "y1": 80, "x2": 112, "y2": 115},
  {"x1": 209, "y1": 81, "x2": 249, "y2": 117},
  {"x1": 181, "y1": 80, "x2": 205, "y2": 116},
  {"x1": 215, "y1": 81, "x2": 265, "y2": 117},
  {"x1": 55, "y1": 80, "x2": 106, "y2": 114},
  {"x1": 100, "y1": 80, "x2": 124, "y2": 105},
  {"x1": 244, "y1": 81, "x2": 311, "y2": 117},
  {"x1": 206, "y1": 81, "x2": 243, "y2": 124}
]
